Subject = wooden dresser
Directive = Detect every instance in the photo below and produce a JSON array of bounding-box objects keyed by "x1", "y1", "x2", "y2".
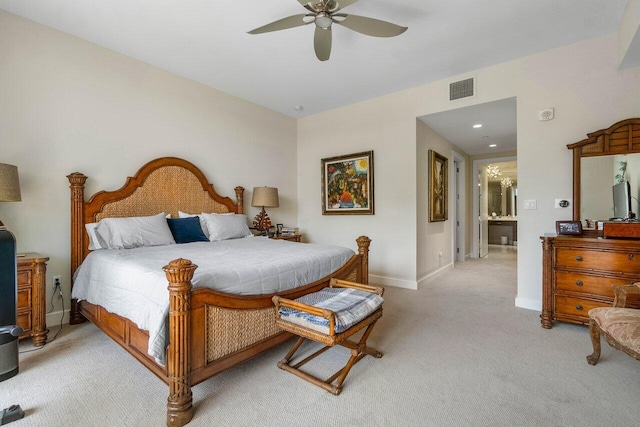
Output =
[
  {"x1": 17, "y1": 253, "x2": 49, "y2": 346},
  {"x1": 541, "y1": 235, "x2": 640, "y2": 328}
]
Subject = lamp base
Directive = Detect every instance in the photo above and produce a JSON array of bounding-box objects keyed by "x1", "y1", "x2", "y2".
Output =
[{"x1": 253, "y1": 208, "x2": 272, "y2": 230}]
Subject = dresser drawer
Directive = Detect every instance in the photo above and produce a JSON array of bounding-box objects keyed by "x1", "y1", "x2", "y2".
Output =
[
  {"x1": 554, "y1": 271, "x2": 634, "y2": 297},
  {"x1": 554, "y1": 296, "x2": 608, "y2": 318},
  {"x1": 17, "y1": 311, "x2": 32, "y2": 334},
  {"x1": 17, "y1": 270, "x2": 32, "y2": 288},
  {"x1": 555, "y1": 248, "x2": 640, "y2": 274},
  {"x1": 17, "y1": 287, "x2": 32, "y2": 311}
]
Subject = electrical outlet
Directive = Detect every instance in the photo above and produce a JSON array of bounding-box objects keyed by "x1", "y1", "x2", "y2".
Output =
[{"x1": 53, "y1": 275, "x2": 61, "y2": 290}]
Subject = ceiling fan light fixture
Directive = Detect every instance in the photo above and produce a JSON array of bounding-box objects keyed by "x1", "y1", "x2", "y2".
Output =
[{"x1": 315, "y1": 14, "x2": 333, "y2": 29}]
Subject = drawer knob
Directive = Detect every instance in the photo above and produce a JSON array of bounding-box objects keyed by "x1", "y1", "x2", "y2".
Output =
[
  {"x1": 629, "y1": 254, "x2": 634, "y2": 260},
  {"x1": 575, "y1": 256, "x2": 583, "y2": 262},
  {"x1": 576, "y1": 304, "x2": 583, "y2": 311},
  {"x1": 575, "y1": 280, "x2": 583, "y2": 286}
]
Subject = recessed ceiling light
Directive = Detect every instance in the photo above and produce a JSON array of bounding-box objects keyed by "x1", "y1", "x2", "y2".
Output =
[
  {"x1": 294, "y1": 106, "x2": 304, "y2": 111},
  {"x1": 489, "y1": 144, "x2": 497, "y2": 148},
  {"x1": 473, "y1": 124, "x2": 483, "y2": 128}
]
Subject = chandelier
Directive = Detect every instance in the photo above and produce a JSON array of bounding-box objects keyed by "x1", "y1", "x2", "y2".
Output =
[
  {"x1": 486, "y1": 164, "x2": 501, "y2": 179},
  {"x1": 501, "y1": 177, "x2": 513, "y2": 188}
]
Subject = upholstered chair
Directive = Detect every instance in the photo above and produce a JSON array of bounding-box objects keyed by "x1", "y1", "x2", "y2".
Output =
[{"x1": 587, "y1": 283, "x2": 640, "y2": 365}]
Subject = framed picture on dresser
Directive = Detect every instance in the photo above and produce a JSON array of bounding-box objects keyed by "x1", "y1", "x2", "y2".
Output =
[{"x1": 556, "y1": 220, "x2": 582, "y2": 235}]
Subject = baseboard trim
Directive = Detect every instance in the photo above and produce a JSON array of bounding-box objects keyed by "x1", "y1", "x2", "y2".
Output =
[
  {"x1": 46, "y1": 309, "x2": 70, "y2": 328},
  {"x1": 369, "y1": 274, "x2": 417, "y2": 290},
  {"x1": 515, "y1": 297, "x2": 541, "y2": 312},
  {"x1": 417, "y1": 263, "x2": 455, "y2": 288}
]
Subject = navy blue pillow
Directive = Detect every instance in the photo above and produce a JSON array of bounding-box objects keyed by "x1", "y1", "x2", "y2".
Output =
[{"x1": 167, "y1": 217, "x2": 208, "y2": 244}]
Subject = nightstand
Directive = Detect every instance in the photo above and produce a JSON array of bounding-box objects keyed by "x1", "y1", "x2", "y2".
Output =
[
  {"x1": 271, "y1": 234, "x2": 302, "y2": 242},
  {"x1": 17, "y1": 253, "x2": 49, "y2": 347}
]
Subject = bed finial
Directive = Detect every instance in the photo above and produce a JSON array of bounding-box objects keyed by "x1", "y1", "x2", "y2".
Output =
[
  {"x1": 163, "y1": 258, "x2": 198, "y2": 427},
  {"x1": 356, "y1": 236, "x2": 371, "y2": 284},
  {"x1": 234, "y1": 186, "x2": 244, "y2": 214}
]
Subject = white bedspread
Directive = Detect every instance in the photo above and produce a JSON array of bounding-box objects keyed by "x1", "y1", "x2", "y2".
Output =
[{"x1": 72, "y1": 236, "x2": 354, "y2": 364}]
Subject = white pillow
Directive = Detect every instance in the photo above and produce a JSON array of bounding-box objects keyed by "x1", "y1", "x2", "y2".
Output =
[
  {"x1": 201, "y1": 213, "x2": 251, "y2": 242},
  {"x1": 178, "y1": 211, "x2": 234, "y2": 238},
  {"x1": 95, "y1": 212, "x2": 175, "y2": 249},
  {"x1": 85, "y1": 222, "x2": 106, "y2": 251}
]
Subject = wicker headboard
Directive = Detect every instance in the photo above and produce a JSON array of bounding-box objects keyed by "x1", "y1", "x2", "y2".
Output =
[{"x1": 67, "y1": 157, "x2": 244, "y2": 277}]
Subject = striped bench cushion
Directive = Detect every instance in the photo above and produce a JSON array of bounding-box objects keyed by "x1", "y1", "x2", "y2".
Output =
[{"x1": 279, "y1": 287, "x2": 384, "y2": 334}]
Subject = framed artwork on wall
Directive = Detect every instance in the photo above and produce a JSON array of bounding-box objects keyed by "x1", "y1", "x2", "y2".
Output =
[
  {"x1": 321, "y1": 151, "x2": 374, "y2": 215},
  {"x1": 429, "y1": 150, "x2": 448, "y2": 222}
]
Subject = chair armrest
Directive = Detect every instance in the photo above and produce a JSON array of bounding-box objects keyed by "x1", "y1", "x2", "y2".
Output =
[
  {"x1": 272, "y1": 295, "x2": 337, "y2": 335},
  {"x1": 612, "y1": 283, "x2": 640, "y2": 307},
  {"x1": 329, "y1": 278, "x2": 384, "y2": 296}
]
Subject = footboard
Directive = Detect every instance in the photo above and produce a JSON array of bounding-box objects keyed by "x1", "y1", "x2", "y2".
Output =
[{"x1": 164, "y1": 236, "x2": 370, "y2": 426}]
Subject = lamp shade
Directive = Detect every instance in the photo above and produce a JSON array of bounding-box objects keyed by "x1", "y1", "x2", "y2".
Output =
[
  {"x1": 0, "y1": 164, "x2": 21, "y2": 202},
  {"x1": 251, "y1": 187, "x2": 279, "y2": 208}
]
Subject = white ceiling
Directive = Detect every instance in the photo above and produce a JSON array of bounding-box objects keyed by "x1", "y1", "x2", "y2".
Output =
[{"x1": 0, "y1": 1, "x2": 628, "y2": 118}]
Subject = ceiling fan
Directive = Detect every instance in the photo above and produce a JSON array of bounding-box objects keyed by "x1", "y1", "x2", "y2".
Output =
[{"x1": 248, "y1": 0, "x2": 407, "y2": 61}]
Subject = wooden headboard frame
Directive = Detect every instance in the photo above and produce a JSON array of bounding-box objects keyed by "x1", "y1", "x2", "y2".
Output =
[{"x1": 67, "y1": 156, "x2": 245, "y2": 289}]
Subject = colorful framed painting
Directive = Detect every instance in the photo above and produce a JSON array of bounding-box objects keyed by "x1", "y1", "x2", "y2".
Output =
[
  {"x1": 321, "y1": 151, "x2": 374, "y2": 215},
  {"x1": 429, "y1": 150, "x2": 448, "y2": 222}
]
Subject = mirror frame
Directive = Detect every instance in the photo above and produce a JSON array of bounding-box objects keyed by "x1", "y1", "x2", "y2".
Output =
[{"x1": 568, "y1": 118, "x2": 640, "y2": 221}]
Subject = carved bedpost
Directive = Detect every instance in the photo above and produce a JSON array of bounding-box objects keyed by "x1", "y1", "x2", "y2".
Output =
[
  {"x1": 67, "y1": 172, "x2": 87, "y2": 325},
  {"x1": 234, "y1": 186, "x2": 244, "y2": 214},
  {"x1": 540, "y1": 236, "x2": 554, "y2": 329},
  {"x1": 163, "y1": 258, "x2": 197, "y2": 427},
  {"x1": 356, "y1": 236, "x2": 371, "y2": 285}
]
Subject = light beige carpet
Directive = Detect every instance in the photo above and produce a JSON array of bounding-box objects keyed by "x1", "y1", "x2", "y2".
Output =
[{"x1": 2, "y1": 246, "x2": 639, "y2": 426}]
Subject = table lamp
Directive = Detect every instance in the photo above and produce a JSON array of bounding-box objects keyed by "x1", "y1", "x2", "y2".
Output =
[
  {"x1": 0, "y1": 164, "x2": 22, "y2": 227},
  {"x1": 251, "y1": 186, "x2": 279, "y2": 233}
]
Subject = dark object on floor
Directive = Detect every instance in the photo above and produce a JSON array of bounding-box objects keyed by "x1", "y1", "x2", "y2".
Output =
[
  {"x1": 0, "y1": 228, "x2": 19, "y2": 382},
  {"x1": 0, "y1": 404, "x2": 25, "y2": 425}
]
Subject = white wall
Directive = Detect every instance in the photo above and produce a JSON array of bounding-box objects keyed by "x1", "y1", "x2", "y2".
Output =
[
  {"x1": 298, "y1": 33, "x2": 640, "y2": 311},
  {"x1": 416, "y1": 120, "x2": 468, "y2": 286},
  {"x1": 618, "y1": 0, "x2": 640, "y2": 68},
  {"x1": 0, "y1": 11, "x2": 297, "y2": 322}
]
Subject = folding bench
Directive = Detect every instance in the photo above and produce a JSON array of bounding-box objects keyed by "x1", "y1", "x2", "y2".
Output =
[{"x1": 272, "y1": 278, "x2": 384, "y2": 395}]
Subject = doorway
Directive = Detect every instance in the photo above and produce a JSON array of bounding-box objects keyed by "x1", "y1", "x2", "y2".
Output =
[
  {"x1": 472, "y1": 158, "x2": 517, "y2": 258},
  {"x1": 418, "y1": 97, "x2": 517, "y2": 262}
]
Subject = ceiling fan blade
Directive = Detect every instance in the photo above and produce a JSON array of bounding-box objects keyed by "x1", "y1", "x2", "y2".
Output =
[
  {"x1": 248, "y1": 14, "x2": 310, "y2": 34},
  {"x1": 336, "y1": 14, "x2": 407, "y2": 37},
  {"x1": 314, "y1": 26, "x2": 332, "y2": 61},
  {"x1": 334, "y1": 0, "x2": 359, "y2": 11}
]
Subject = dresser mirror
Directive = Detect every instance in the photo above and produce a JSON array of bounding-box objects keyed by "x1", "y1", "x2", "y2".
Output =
[
  {"x1": 568, "y1": 118, "x2": 640, "y2": 222},
  {"x1": 580, "y1": 153, "x2": 640, "y2": 221}
]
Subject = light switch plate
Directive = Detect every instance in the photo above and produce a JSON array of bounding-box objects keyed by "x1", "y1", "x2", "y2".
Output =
[{"x1": 524, "y1": 200, "x2": 537, "y2": 210}]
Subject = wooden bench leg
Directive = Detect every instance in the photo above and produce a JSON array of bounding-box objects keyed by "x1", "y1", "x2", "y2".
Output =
[{"x1": 277, "y1": 319, "x2": 382, "y2": 395}]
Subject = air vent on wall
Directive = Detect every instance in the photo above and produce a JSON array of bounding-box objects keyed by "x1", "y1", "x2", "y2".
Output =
[{"x1": 449, "y1": 77, "x2": 475, "y2": 101}]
